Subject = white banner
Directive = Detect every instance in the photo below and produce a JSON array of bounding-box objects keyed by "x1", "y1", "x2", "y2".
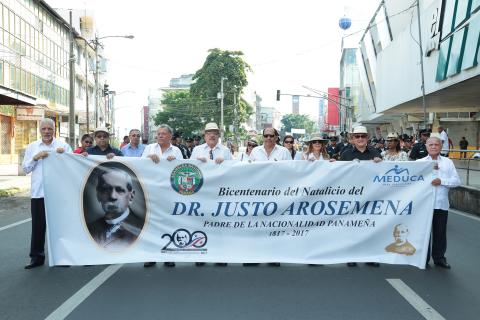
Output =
[{"x1": 43, "y1": 154, "x2": 435, "y2": 269}]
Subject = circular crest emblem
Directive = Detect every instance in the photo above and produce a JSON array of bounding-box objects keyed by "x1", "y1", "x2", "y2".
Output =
[{"x1": 170, "y1": 163, "x2": 203, "y2": 195}]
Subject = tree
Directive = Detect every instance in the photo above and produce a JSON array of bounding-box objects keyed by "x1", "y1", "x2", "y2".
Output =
[
  {"x1": 280, "y1": 114, "x2": 316, "y2": 136},
  {"x1": 190, "y1": 48, "x2": 253, "y2": 138},
  {"x1": 153, "y1": 90, "x2": 210, "y2": 137}
]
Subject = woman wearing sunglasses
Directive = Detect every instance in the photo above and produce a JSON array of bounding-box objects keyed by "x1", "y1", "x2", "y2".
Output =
[
  {"x1": 239, "y1": 140, "x2": 258, "y2": 161},
  {"x1": 74, "y1": 134, "x2": 93, "y2": 154},
  {"x1": 381, "y1": 133, "x2": 408, "y2": 161},
  {"x1": 283, "y1": 135, "x2": 296, "y2": 160},
  {"x1": 301, "y1": 133, "x2": 332, "y2": 161}
]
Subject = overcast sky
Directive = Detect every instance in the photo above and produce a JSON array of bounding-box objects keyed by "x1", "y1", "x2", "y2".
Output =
[{"x1": 48, "y1": 0, "x2": 380, "y2": 136}]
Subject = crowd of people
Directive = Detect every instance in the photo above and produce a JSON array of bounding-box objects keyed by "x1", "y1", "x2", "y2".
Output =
[{"x1": 21, "y1": 119, "x2": 461, "y2": 271}]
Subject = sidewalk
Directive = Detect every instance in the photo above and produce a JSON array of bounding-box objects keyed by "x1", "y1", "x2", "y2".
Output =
[{"x1": 0, "y1": 164, "x2": 31, "y2": 196}]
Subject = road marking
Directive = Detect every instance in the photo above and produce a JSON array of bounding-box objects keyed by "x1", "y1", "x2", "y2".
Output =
[
  {"x1": 45, "y1": 264, "x2": 123, "y2": 320},
  {"x1": 386, "y1": 279, "x2": 445, "y2": 320},
  {"x1": 0, "y1": 218, "x2": 31, "y2": 232},
  {"x1": 450, "y1": 209, "x2": 480, "y2": 222}
]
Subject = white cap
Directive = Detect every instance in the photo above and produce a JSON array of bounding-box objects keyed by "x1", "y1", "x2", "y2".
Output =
[{"x1": 352, "y1": 126, "x2": 368, "y2": 134}]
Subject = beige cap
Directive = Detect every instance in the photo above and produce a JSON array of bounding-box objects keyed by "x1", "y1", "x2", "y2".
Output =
[
  {"x1": 204, "y1": 122, "x2": 220, "y2": 131},
  {"x1": 94, "y1": 127, "x2": 110, "y2": 136},
  {"x1": 352, "y1": 126, "x2": 368, "y2": 134},
  {"x1": 308, "y1": 133, "x2": 329, "y2": 142},
  {"x1": 386, "y1": 132, "x2": 399, "y2": 140}
]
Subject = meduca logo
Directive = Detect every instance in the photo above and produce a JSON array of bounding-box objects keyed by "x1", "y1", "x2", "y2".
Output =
[
  {"x1": 373, "y1": 165, "x2": 424, "y2": 186},
  {"x1": 161, "y1": 228, "x2": 207, "y2": 253},
  {"x1": 170, "y1": 163, "x2": 203, "y2": 195}
]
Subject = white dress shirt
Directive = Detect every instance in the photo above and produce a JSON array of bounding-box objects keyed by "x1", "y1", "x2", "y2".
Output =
[
  {"x1": 419, "y1": 155, "x2": 461, "y2": 210},
  {"x1": 190, "y1": 142, "x2": 232, "y2": 161},
  {"x1": 439, "y1": 130, "x2": 449, "y2": 153},
  {"x1": 141, "y1": 143, "x2": 183, "y2": 160},
  {"x1": 250, "y1": 145, "x2": 291, "y2": 161},
  {"x1": 22, "y1": 138, "x2": 72, "y2": 198}
]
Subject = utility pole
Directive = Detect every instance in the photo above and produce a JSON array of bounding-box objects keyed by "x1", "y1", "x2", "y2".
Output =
[
  {"x1": 220, "y1": 76, "x2": 227, "y2": 141},
  {"x1": 94, "y1": 35, "x2": 99, "y2": 128},
  {"x1": 416, "y1": 0, "x2": 427, "y2": 129},
  {"x1": 84, "y1": 38, "x2": 89, "y2": 133},
  {"x1": 233, "y1": 89, "x2": 238, "y2": 146},
  {"x1": 68, "y1": 10, "x2": 75, "y2": 148}
]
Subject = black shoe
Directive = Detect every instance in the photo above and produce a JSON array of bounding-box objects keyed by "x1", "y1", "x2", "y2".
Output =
[
  {"x1": 215, "y1": 263, "x2": 227, "y2": 266},
  {"x1": 308, "y1": 264, "x2": 323, "y2": 266},
  {"x1": 164, "y1": 262, "x2": 175, "y2": 267},
  {"x1": 243, "y1": 263, "x2": 260, "y2": 267},
  {"x1": 268, "y1": 262, "x2": 280, "y2": 267},
  {"x1": 25, "y1": 259, "x2": 44, "y2": 269},
  {"x1": 347, "y1": 262, "x2": 357, "y2": 267},
  {"x1": 434, "y1": 260, "x2": 451, "y2": 269},
  {"x1": 425, "y1": 262, "x2": 430, "y2": 268},
  {"x1": 143, "y1": 262, "x2": 156, "y2": 268},
  {"x1": 195, "y1": 262, "x2": 205, "y2": 267},
  {"x1": 366, "y1": 262, "x2": 380, "y2": 267}
]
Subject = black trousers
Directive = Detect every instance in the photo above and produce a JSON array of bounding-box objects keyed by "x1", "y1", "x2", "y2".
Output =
[
  {"x1": 427, "y1": 209, "x2": 448, "y2": 263},
  {"x1": 30, "y1": 198, "x2": 46, "y2": 261}
]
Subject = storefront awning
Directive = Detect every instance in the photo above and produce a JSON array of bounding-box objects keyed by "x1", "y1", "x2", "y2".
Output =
[{"x1": 0, "y1": 86, "x2": 36, "y2": 106}]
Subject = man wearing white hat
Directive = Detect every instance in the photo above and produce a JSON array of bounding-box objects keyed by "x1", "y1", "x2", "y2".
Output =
[
  {"x1": 340, "y1": 125, "x2": 381, "y2": 267},
  {"x1": 86, "y1": 127, "x2": 123, "y2": 159},
  {"x1": 190, "y1": 122, "x2": 232, "y2": 164},
  {"x1": 340, "y1": 126, "x2": 382, "y2": 162}
]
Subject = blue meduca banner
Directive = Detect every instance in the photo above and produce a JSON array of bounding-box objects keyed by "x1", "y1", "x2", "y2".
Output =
[{"x1": 43, "y1": 153, "x2": 435, "y2": 269}]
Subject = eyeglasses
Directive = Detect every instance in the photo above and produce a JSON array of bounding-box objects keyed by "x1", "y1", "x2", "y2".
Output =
[
  {"x1": 263, "y1": 134, "x2": 275, "y2": 138},
  {"x1": 95, "y1": 134, "x2": 108, "y2": 139},
  {"x1": 353, "y1": 134, "x2": 367, "y2": 139},
  {"x1": 284, "y1": 140, "x2": 294, "y2": 144},
  {"x1": 130, "y1": 134, "x2": 141, "y2": 137},
  {"x1": 311, "y1": 140, "x2": 323, "y2": 144},
  {"x1": 247, "y1": 144, "x2": 256, "y2": 147},
  {"x1": 84, "y1": 140, "x2": 93, "y2": 144}
]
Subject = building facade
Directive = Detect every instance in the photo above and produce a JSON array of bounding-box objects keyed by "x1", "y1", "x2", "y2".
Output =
[
  {"x1": 353, "y1": 0, "x2": 479, "y2": 146},
  {"x1": 0, "y1": 0, "x2": 105, "y2": 164}
]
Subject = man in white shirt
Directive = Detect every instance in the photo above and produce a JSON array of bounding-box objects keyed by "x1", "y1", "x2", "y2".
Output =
[
  {"x1": 419, "y1": 136, "x2": 460, "y2": 269},
  {"x1": 190, "y1": 122, "x2": 231, "y2": 266},
  {"x1": 22, "y1": 118, "x2": 72, "y2": 269},
  {"x1": 142, "y1": 125, "x2": 183, "y2": 163},
  {"x1": 250, "y1": 128, "x2": 291, "y2": 161},
  {"x1": 142, "y1": 124, "x2": 182, "y2": 268},
  {"x1": 437, "y1": 126, "x2": 449, "y2": 157},
  {"x1": 190, "y1": 122, "x2": 232, "y2": 164}
]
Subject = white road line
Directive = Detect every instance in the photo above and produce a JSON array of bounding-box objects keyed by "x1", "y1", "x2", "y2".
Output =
[
  {"x1": 45, "y1": 264, "x2": 123, "y2": 320},
  {"x1": 0, "y1": 218, "x2": 31, "y2": 232},
  {"x1": 386, "y1": 279, "x2": 446, "y2": 320},
  {"x1": 450, "y1": 209, "x2": 480, "y2": 222}
]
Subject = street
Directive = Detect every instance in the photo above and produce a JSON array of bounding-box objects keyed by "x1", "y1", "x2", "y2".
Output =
[{"x1": 1, "y1": 192, "x2": 479, "y2": 320}]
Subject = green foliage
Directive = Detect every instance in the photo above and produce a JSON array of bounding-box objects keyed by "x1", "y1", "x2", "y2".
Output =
[
  {"x1": 190, "y1": 48, "x2": 253, "y2": 135},
  {"x1": 280, "y1": 114, "x2": 316, "y2": 136}
]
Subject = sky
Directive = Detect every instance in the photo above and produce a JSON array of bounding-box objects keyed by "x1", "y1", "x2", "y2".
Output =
[{"x1": 48, "y1": 0, "x2": 381, "y2": 136}]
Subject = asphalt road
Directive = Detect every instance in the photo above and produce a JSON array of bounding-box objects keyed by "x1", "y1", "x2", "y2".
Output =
[{"x1": 1, "y1": 192, "x2": 479, "y2": 320}]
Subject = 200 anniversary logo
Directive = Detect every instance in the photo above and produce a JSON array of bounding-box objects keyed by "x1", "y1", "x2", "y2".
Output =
[
  {"x1": 170, "y1": 163, "x2": 203, "y2": 195},
  {"x1": 161, "y1": 228, "x2": 207, "y2": 253}
]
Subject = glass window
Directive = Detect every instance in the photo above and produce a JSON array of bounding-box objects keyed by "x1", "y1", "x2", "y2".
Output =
[
  {"x1": 442, "y1": 0, "x2": 457, "y2": 38},
  {"x1": 462, "y1": 14, "x2": 480, "y2": 70},
  {"x1": 436, "y1": 37, "x2": 452, "y2": 81},
  {"x1": 473, "y1": 0, "x2": 480, "y2": 13},
  {"x1": 447, "y1": 27, "x2": 467, "y2": 77},
  {"x1": 455, "y1": 0, "x2": 471, "y2": 28}
]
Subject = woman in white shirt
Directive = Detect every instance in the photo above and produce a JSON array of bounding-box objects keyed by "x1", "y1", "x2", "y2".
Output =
[{"x1": 381, "y1": 132, "x2": 408, "y2": 161}]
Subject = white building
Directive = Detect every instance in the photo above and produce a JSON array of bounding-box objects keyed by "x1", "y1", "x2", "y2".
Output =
[{"x1": 353, "y1": 0, "x2": 479, "y2": 146}]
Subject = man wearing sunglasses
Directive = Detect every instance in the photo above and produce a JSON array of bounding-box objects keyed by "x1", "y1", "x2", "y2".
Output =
[
  {"x1": 339, "y1": 126, "x2": 382, "y2": 162},
  {"x1": 191, "y1": 122, "x2": 232, "y2": 164},
  {"x1": 85, "y1": 127, "x2": 123, "y2": 159},
  {"x1": 250, "y1": 128, "x2": 291, "y2": 161},
  {"x1": 121, "y1": 129, "x2": 145, "y2": 157},
  {"x1": 339, "y1": 125, "x2": 382, "y2": 268},
  {"x1": 409, "y1": 129, "x2": 431, "y2": 160}
]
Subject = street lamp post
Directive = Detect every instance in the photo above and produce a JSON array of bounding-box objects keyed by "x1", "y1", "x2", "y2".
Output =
[
  {"x1": 92, "y1": 35, "x2": 134, "y2": 128},
  {"x1": 219, "y1": 76, "x2": 227, "y2": 141}
]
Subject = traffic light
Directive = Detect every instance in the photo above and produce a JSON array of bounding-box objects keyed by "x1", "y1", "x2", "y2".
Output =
[
  {"x1": 276, "y1": 90, "x2": 281, "y2": 101},
  {"x1": 103, "y1": 84, "x2": 109, "y2": 96}
]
